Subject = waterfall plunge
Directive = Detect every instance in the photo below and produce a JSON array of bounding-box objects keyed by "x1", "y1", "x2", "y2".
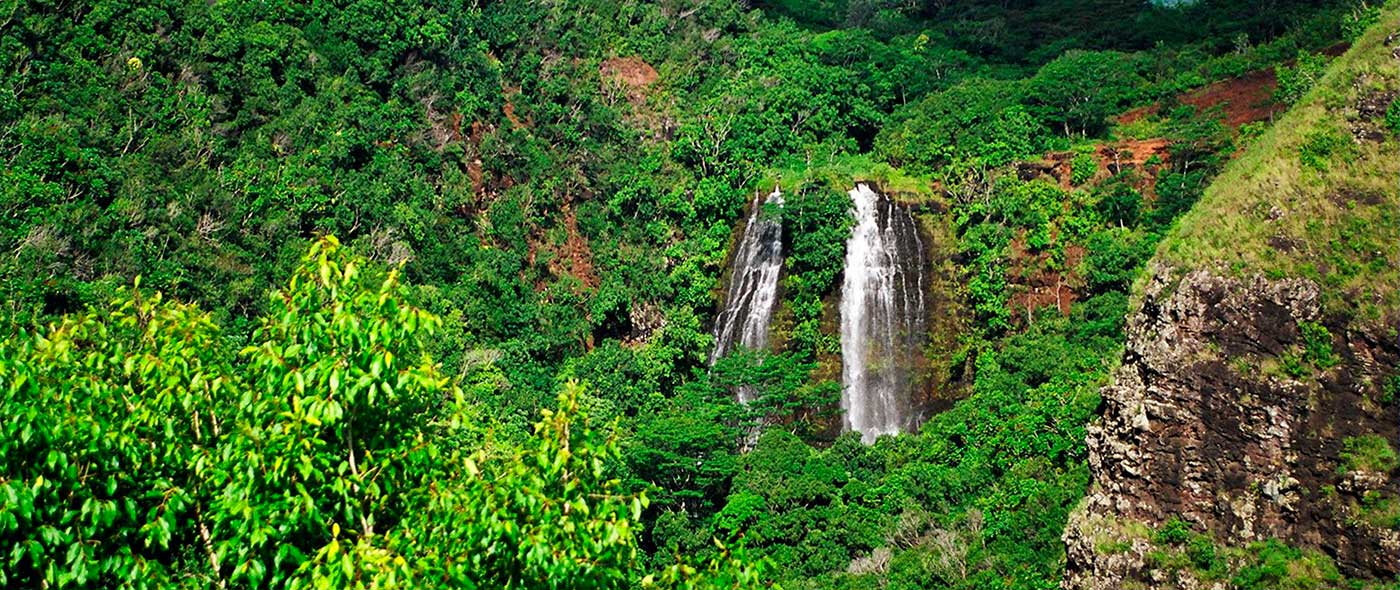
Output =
[
  {"x1": 710, "y1": 188, "x2": 785, "y2": 405},
  {"x1": 841, "y1": 183, "x2": 928, "y2": 443}
]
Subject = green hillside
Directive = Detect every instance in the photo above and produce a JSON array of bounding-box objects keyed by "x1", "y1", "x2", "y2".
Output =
[
  {"x1": 1155, "y1": 4, "x2": 1400, "y2": 322},
  {"x1": 2, "y1": 1, "x2": 1396, "y2": 589}
]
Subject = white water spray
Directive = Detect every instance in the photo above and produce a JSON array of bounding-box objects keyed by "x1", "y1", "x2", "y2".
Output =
[
  {"x1": 840, "y1": 183, "x2": 928, "y2": 443},
  {"x1": 710, "y1": 187, "x2": 785, "y2": 405}
]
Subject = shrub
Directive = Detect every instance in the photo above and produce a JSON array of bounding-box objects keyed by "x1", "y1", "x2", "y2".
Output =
[
  {"x1": 1232, "y1": 539, "x2": 1346, "y2": 590},
  {"x1": 1083, "y1": 228, "x2": 1152, "y2": 294},
  {"x1": 1094, "y1": 181, "x2": 1143, "y2": 227},
  {"x1": 1275, "y1": 51, "x2": 1329, "y2": 105},
  {"x1": 1339, "y1": 435, "x2": 1398, "y2": 474},
  {"x1": 1343, "y1": 3, "x2": 1381, "y2": 42},
  {"x1": 1071, "y1": 153, "x2": 1097, "y2": 186},
  {"x1": 1297, "y1": 125, "x2": 1351, "y2": 172},
  {"x1": 1153, "y1": 517, "x2": 1195, "y2": 546},
  {"x1": 1297, "y1": 321, "x2": 1338, "y2": 369},
  {"x1": 1382, "y1": 374, "x2": 1399, "y2": 405}
]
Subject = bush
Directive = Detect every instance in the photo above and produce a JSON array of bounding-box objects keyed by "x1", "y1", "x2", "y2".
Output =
[
  {"x1": 1094, "y1": 180, "x2": 1142, "y2": 227},
  {"x1": 1343, "y1": 3, "x2": 1381, "y2": 42},
  {"x1": 1153, "y1": 518, "x2": 1195, "y2": 546},
  {"x1": 1070, "y1": 153, "x2": 1097, "y2": 186},
  {"x1": 1083, "y1": 228, "x2": 1152, "y2": 294},
  {"x1": 1232, "y1": 539, "x2": 1344, "y2": 590},
  {"x1": 1297, "y1": 321, "x2": 1337, "y2": 369},
  {"x1": 1297, "y1": 125, "x2": 1352, "y2": 172},
  {"x1": 1275, "y1": 51, "x2": 1329, "y2": 105},
  {"x1": 1339, "y1": 434, "x2": 1398, "y2": 474}
]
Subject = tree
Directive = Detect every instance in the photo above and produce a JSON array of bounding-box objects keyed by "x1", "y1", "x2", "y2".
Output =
[
  {"x1": 0, "y1": 237, "x2": 768, "y2": 589},
  {"x1": 877, "y1": 78, "x2": 1046, "y2": 172},
  {"x1": 1026, "y1": 50, "x2": 1143, "y2": 137}
]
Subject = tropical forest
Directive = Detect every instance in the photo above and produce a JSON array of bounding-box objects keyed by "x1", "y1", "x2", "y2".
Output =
[{"x1": 1, "y1": 0, "x2": 1398, "y2": 588}]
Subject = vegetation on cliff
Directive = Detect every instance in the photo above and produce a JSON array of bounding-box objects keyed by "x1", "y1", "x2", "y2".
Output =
[{"x1": 1067, "y1": 5, "x2": 1399, "y2": 589}]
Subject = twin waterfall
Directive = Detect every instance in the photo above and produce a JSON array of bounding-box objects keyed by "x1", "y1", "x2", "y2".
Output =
[
  {"x1": 709, "y1": 188, "x2": 785, "y2": 405},
  {"x1": 840, "y1": 184, "x2": 928, "y2": 443},
  {"x1": 710, "y1": 183, "x2": 929, "y2": 443}
]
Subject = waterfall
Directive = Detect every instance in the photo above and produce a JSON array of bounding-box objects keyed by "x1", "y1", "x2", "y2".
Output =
[
  {"x1": 840, "y1": 183, "x2": 928, "y2": 443},
  {"x1": 710, "y1": 187, "x2": 785, "y2": 406}
]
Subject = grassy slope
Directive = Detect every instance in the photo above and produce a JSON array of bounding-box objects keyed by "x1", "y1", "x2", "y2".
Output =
[{"x1": 1149, "y1": 5, "x2": 1400, "y2": 324}]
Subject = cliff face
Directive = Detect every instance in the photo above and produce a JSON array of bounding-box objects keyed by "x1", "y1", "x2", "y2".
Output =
[{"x1": 1063, "y1": 267, "x2": 1400, "y2": 589}]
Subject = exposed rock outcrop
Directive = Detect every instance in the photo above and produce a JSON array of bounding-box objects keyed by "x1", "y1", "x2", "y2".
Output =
[{"x1": 1064, "y1": 267, "x2": 1400, "y2": 589}]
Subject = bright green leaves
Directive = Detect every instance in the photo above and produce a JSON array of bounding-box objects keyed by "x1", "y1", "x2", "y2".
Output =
[
  {"x1": 0, "y1": 289, "x2": 229, "y2": 589},
  {"x1": 877, "y1": 78, "x2": 1049, "y2": 173},
  {"x1": 398, "y1": 382, "x2": 640, "y2": 588},
  {"x1": 1027, "y1": 50, "x2": 1144, "y2": 138},
  {"x1": 1275, "y1": 51, "x2": 1329, "y2": 105},
  {"x1": 0, "y1": 237, "x2": 764, "y2": 590}
]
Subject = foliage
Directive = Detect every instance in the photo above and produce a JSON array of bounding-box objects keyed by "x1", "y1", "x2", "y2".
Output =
[
  {"x1": 0, "y1": 238, "x2": 765, "y2": 589},
  {"x1": 781, "y1": 184, "x2": 855, "y2": 360},
  {"x1": 0, "y1": 0, "x2": 1385, "y2": 588},
  {"x1": 1276, "y1": 51, "x2": 1330, "y2": 105},
  {"x1": 1342, "y1": 2, "x2": 1382, "y2": 41},
  {"x1": 1070, "y1": 153, "x2": 1098, "y2": 186},
  {"x1": 1083, "y1": 228, "x2": 1154, "y2": 294},
  {"x1": 1026, "y1": 51, "x2": 1144, "y2": 137},
  {"x1": 1297, "y1": 321, "x2": 1337, "y2": 369},
  {"x1": 1339, "y1": 435, "x2": 1399, "y2": 474},
  {"x1": 876, "y1": 79, "x2": 1047, "y2": 172},
  {"x1": 1231, "y1": 539, "x2": 1345, "y2": 590}
]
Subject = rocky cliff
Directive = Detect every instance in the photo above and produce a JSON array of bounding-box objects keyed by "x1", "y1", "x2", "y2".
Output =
[
  {"x1": 1064, "y1": 268, "x2": 1399, "y2": 589},
  {"x1": 1064, "y1": 11, "x2": 1400, "y2": 588}
]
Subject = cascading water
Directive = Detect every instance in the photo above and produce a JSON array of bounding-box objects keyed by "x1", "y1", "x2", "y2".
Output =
[
  {"x1": 840, "y1": 183, "x2": 928, "y2": 443},
  {"x1": 709, "y1": 187, "x2": 785, "y2": 406}
]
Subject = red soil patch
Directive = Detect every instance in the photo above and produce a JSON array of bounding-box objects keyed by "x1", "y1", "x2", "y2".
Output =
[
  {"x1": 1117, "y1": 104, "x2": 1156, "y2": 126},
  {"x1": 557, "y1": 206, "x2": 598, "y2": 291},
  {"x1": 503, "y1": 100, "x2": 527, "y2": 130},
  {"x1": 601, "y1": 56, "x2": 676, "y2": 140},
  {"x1": 1180, "y1": 68, "x2": 1284, "y2": 128},
  {"x1": 1042, "y1": 138, "x2": 1170, "y2": 191},
  {"x1": 457, "y1": 120, "x2": 492, "y2": 214},
  {"x1": 600, "y1": 56, "x2": 659, "y2": 104},
  {"x1": 1117, "y1": 68, "x2": 1284, "y2": 129},
  {"x1": 1017, "y1": 139, "x2": 1169, "y2": 318},
  {"x1": 528, "y1": 204, "x2": 599, "y2": 294},
  {"x1": 1120, "y1": 42, "x2": 1350, "y2": 131},
  {"x1": 1006, "y1": 239, "x2": 1084, "y2": 321}
]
